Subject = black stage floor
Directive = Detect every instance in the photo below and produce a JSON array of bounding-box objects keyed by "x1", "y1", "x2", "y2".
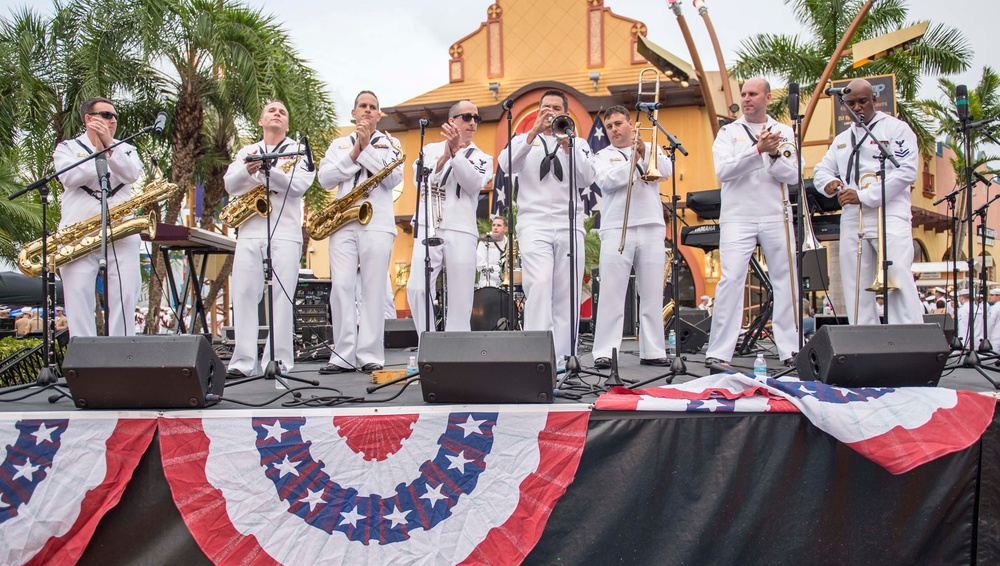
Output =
[{"x1": 5, "y1": 331, "x2": 997, "y2": 412}]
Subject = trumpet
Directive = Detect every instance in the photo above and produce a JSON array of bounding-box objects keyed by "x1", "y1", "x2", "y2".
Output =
[
  {"x1": 620, "y1": 67, "x2": 669, "y2": 253},
  {"x1": 777, "y1": 140, "x2": 799, "y2": 332},
  {"x1": 551, "y1": 114, "x2": 575, "y2": 140}
]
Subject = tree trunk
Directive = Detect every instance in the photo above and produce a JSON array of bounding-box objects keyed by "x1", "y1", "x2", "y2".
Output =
[{"x1": 144, "y1": 83, "x2": 204, "y2": 334}]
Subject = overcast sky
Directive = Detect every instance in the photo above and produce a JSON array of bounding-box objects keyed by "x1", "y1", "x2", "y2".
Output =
[{"x1": 2, "y1": 0, "x2": 995, "y2": 125}]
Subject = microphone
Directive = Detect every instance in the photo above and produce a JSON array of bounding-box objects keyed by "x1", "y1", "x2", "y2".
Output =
[
  {"x1": 301, "y1": 135, "x2": 315, "y2": 172},
  {"x1": 501, "y1": 99, "x2": 514, "y2": 111},
  {"x1": 419, "y1": 117, "x2": 429, "y2": 130},
  {"x1": 636, "y1": 102, "x2": 664, "y2": 112},
  {"x1": 788, "y1": 82, "x2": 799, "y2": 118},
  {"x1": 152, "y1": 112, "x2": 168, "y2": 134},
  {"x1": 956, "y1": 84, "x2": 969, "y2": 122},
  {"x1": 824, "y1": 87, "x2": 851, "y2": 97}
]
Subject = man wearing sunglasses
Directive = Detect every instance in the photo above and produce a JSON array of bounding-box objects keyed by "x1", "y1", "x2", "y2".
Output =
[
  {"x1": 52, "y1": 97, "x2": 143, "y2": 337},
  {"x1": 318, "y1": 90, "x2": 403, "y2": 374},
  {"x1": 406, "y1": 100, "x2": 493, "y2": 339},
  {"x1": 223, "y1": 100, "x2": 315, "y2": 379},
  {"x1": 498, "y1": 89, "x2": 597, "y2": 364}
]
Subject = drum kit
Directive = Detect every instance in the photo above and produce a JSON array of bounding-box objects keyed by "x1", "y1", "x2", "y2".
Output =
[{"x1": 472, "y1": 233, "x2": 525, "y2": 330}]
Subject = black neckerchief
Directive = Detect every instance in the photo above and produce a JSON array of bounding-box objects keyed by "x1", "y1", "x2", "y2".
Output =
[
  {"x1": 538, "y1": 136, "x2": 564, "y2": 182},
  {"x1": 440, "y1": 147, "x2": 477, "y2": 198},
  {"x1": 845, "y1": 118, "x2": 882, "y2": 186},
  {"x1": 615, "y1": 147, "x2": 645, "y2": 176},
  {"x1": 74, "y1": 139, "x2": 124, "y2": 200},
  {"x1": 349, "y1": 133, "x2": 383, "y2": 186}
]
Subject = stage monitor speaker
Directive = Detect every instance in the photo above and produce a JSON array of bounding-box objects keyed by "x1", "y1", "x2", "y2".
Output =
[
  {"x1": 795, "y1": 324, "x2": 948, "y2": 388},
  {"x1": 384, "y1": 318, "x2": 418, "y2": 349},
  {"x1": 801, "y1": 247, "x2": 829, "y2": 291},
  {"x1": 923, "y1": 313, "x2": 955, "y2": 345},
  {"x1": 62, "y1": 335, "x2": 224, "y2": 409},
  {"x1": 418, "y1": 331, "x2": 556, "y2": 403},
  {"x1": 674, "y1": 318, "x2": 708, "y2": 354}
]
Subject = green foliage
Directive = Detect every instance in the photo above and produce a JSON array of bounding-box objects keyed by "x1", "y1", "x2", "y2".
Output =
[
  {"x1": 0, "y1": 335, "x2": 41, "y2": 362},
  {"x1": 0, "y1": 150, "x2": 49, "y2": 264},
  {"x1": 920, "y1": 67, "x2": 1000, "y2": 181}
]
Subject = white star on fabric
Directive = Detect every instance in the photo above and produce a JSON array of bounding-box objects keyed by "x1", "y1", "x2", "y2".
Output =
[
  {"x1": 272, "y1": 455, "x2": 300, "y2": 478},
  {"x1": 494, "y1": 186, "x2": 507, "y2": 205},
  {"x1": 457, "y1": 415, "x2": 486, "y2": 438},
  {"x1": 581, "y1": 185, "x2": 592, "y2": 198},
  {"x1": 593, "y1": 127, "x2": 605, "y2": 141},
  {"x1": 591, "y1": 197, "x2": 602, "y2": 211},
  {"x1": 339, "y1": 506, "x2": 364, "y2": 528},
  {"x1": 420, "y1": 483, "x2": 448, "y2": 507},
  {"x1": 32, "y1": 423, "x2": 56, "y2": 445},
  {"x1": 261, "y1": 421, "x2": 287, "y2": 442},
  {"x1": 446, "y1": 450, "x2": 473, "y2": 472},
  {"x1": 299, "y1": 488, "x2": 326, "y2": 512},
  {"x1": 0, "y1": 494, "x2": 9, "y2": 508},
  {"x1": 12, "y1": 459, "x2": 40, "y2": 482},
  {"x1": 384, "y1": 505, "x2": 411, "y2": 528},
  {"x1": 698, "y1": 399, "x2": 726, "y2": 412}
]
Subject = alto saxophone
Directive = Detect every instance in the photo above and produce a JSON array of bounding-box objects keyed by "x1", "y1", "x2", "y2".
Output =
[
  {"x1": 17, "y1": 168, "x2": 181, "y2": 277},
  {"x1": 220, "y1": 155, "x2": 300, "y2": 229},
  {"x1": 306, "y1": 137, "x2": 405, "y2": 240}
]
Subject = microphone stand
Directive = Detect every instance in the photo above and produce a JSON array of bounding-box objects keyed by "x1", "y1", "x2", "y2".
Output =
[
  {"x1": 412, "y1": 120, "x2": 437, "y2": 334},
  {"x1": 227, "y1": 146, "x2": 319, "y2": 395},
  {"x1": 791, "y1": 97, "x2": 806, "y2": 351},
  {"x1": 627, "y1": 110, "x2": 696, "y2": 389},
  {"x1": 967, "y1": 194, "x2": 1000, "y2": 355},
  {"x1": 934, "y1": 185, "x2": 965, "y2": 350},
  {"x1": 503, "y1": 104, "x2": 517, "y2": 330},
  {"x1": 831, "y1": 95, "x2": 899, "y2": 323}
]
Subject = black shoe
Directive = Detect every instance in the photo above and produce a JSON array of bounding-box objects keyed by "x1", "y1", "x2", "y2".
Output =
[
  {"x1": 594, "y1": 357, "x2": 612, "y2": 369},
  {"x1": 226, "y1": 368, "x2": 247, "y2": 379},
  {"x1": 640, "y1": 357, "x2": 672, "y2": 367},
  {"x1": 361, "y1": 363, "x2": 383, "y2": 373},
  {"x1": 704, "y1": 357, "x2": 726, "y2": 368},
  {"x1": 782, "y1": 357, "x2": 796, "y2": 367},
  {"x1": 319, "y1": 363, "x2": 352, "y2": 375}
]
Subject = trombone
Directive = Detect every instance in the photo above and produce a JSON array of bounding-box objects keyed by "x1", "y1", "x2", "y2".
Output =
[
  {"x1": 777, "y1": 141, "x2": 799, "y2": 332},
  {"x1": 619, "y1": 68, "x2": 669, "y2": 253},
  {"x1": 851, "y1": 172, "x2": 895, "y2": 321}
]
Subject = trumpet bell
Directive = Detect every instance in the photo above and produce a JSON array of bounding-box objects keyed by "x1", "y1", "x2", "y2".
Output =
[{"x1": 551, "y1": 114, "x2": 575, "y2": 139}]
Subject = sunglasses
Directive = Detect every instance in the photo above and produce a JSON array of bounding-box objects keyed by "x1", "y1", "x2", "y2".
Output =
[
  {"x1": 452, "y1": 113, "x2": 482, "y2": 124},
  {"x1": 87, "y1": 111, "x2": 118, "y2": 120}
]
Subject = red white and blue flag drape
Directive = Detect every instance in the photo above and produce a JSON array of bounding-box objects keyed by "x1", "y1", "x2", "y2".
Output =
[
  {"x1": 0, "y1": 414, "x2": 156, "y2": 565},
  {"x1": 596, "y1": 373, "x2": 997, "y2": 474},
  {"x1": 158, "y1": 406, "x2": 590, "y2": 565}
]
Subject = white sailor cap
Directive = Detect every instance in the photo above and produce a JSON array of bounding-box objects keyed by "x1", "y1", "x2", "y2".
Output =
[
  {"x1": 990, "y1": 288, "x2": 1000, "y2": 296},
  {"x1": 957, "y1": 288, "x2": 970, "y2": 296}
]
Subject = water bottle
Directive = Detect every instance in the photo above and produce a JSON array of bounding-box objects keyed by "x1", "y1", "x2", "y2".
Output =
[
  {"x1": 668, "y1": 329, "x2": 676, "y2": 347},
  {"x1": 753, "y1": 354, "x2": 767, "y2": 377},
  {"x1": 406, "y1": 356, "x2": 419, "y2": 376}
]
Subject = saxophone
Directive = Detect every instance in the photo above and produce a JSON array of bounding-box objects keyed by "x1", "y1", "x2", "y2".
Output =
[
  {"x1": 17, "y1": 168, "x2": 181, "y2": 277},
  {"x1": 306, "y1": 137, "x2": 404, "y2": 240},
  {"x1": 219, "y1": 155, "x2": 299, "y2": 229}
]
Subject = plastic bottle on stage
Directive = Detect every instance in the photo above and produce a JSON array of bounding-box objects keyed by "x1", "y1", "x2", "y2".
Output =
[
  {"x1": 754, "y1": 354, "x2": 767, "y2": 378},
  {"x1": 668, "y1": 329, "x2": 676, "y2": 348},
  {"x1": 407, "y1": 356, "x2": 418, "y2": 376}
]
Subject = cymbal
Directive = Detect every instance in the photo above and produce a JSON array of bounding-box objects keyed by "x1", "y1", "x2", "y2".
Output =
[{"x1": 479, "y1": 233, "x2": 504, "y2": 242}]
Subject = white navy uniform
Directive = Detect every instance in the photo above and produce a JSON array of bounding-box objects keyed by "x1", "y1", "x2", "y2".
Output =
[
  {"x1": 224, "y1": 139, "x2": 314, "y2": 375},
  {"x1": 476, "y1": 238, "x2": 507, "y2": 288},
  {"x1": 498, "y1": 132, "x2": 596, "y2": 361},
  {"x1": 407, "y1": 141, "x2": 493, "y2": 337},
  {"x1": 813, "y1": 110, "x2": 922, "y2": 325},
  {"x1": 956, "y1": 298, "x2": 984, "y2": 350},
  {"x1": 705, "y1": 116, "x2": 800, "y2": 362},
  {"x1": 592, "y1": 141, "x2": 670, "y2": 361},
  {"x1": 318, "y1": 130, "x2": 403, "y2": 370},
  {"x1": 54, "y1": 133, "x2": 143, "y2": 338}
]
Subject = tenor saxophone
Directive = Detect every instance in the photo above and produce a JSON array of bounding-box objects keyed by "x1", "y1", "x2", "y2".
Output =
[
  {"x1": 17, "y1": 168, "x2": 180, "y2": 277},
  {"x1": 306, "y1": 138, "x2": 405, "y2": 240},
  {"x1": 220, "y1": 156, "x2": 299, "y2": 229}
]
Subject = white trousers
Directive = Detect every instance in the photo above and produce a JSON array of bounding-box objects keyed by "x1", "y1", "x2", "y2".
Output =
[
  {"x1": 407, "y1": 228, "x2": 476, "y2": 338},
  {"x1": 839, "y1": 214, "x2": 922, "y2": 325},
  {"x1": 593, "y1": 225, "x2": 667, "y2": 360},
  {"x1": 59, "y1": 234, "x2": 140, "y2": 337},
  {"x1": 706, "y1": 221, "x2": 798, "y2": 361},
  {"x1": 519, "y1": 224, "x2": 584, "y2": 361},
  {"x1": 328, "y1": 229, "x2": 394, "y2": 369},
  {"x1": 229, "y1": 238, "x2": 301, "y2": 375}
]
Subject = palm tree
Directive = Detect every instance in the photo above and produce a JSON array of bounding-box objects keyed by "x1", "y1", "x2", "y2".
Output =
[
  {"x1": 0, "y1": 150, "x2": 46, "y2": 266},
  {"x1": 731, "y1": 0, "x2": 971, "y2": 154},
  {"x1": 103, "y1": 0, "x2": 336, "y2": 332},
  {"x1": 921, "y1": 67, "x2": 1000, "y2": 180}
]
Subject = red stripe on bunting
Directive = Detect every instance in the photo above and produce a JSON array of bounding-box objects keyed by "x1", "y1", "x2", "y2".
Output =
[{"x1": 25, "y1": 418, "x2": 156, "y2": 566}]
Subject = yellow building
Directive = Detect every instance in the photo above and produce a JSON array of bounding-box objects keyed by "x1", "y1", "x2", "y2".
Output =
[{"x1": 306, "y1": 0, "x2": 1000, "y2": 317}]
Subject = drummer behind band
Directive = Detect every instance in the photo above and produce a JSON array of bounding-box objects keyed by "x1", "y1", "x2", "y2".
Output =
[
  {"x1": 591, "y1": 105, "x2": 671, "y2": 368},
  {"x1": 476, "y1": 216, "x2": 508, "y2": 288},
  {"x1": 406, "y1": 100, "x2": 493, "y2": 338}
]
